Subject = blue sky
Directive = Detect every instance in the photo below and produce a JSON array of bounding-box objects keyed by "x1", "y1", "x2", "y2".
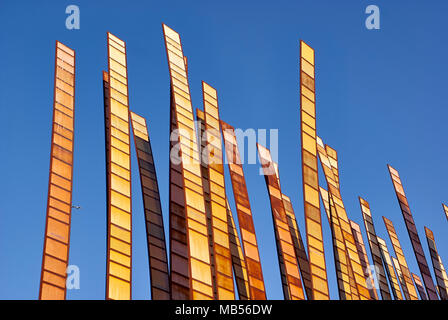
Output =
[{"x1": 0, "y1": 0, "x2": 447, "y2": 300}]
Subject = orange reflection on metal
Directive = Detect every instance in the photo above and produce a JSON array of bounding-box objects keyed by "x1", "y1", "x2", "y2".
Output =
[
  {"x1": 282, "y1": 194, "x2": 313, "y2": 299},
  {"x1": 391, "y1": 257, "x2": 410, "y2": 300},
  {"x1": 130, "y1": 112, "x2": 170, "y2": 300},
  {"x1": 163, "y1": 24, "x2": 213, "y2": 300},
  {"x1": 316, "y1": 137, "x2": 371, "y2": 300},
  {"x1": 387, "y1": 165, "x2": 438, "y2": 300},
  {"x1": 320, "y1": 188, "x2": 354, "y2": 300},
  {"x1": 227, "y1": 201, "x2": 251, "y2": 300},
  {"x1": 196, "y1": 109, "x2": 217, "y2": 297},
  {"x1": 350, "y1": 220, "x2": 379, "y2": 300},
  {"x1": 105, "y1": 33, "x2": 132, "y2": 300},
  {"x1": 299, "y1": 40, "x2": 329, "y2": 300},
  {"x1": 443, "y1": 204, "x2": 448, "y2": 222},
  {"x1": 377, "y1": 237, "x2": 403, "y2": 300},
  {"x1": 40, "y1": 41, "x2": 76, "y2": 300},
  {"x1": 383, "y1": 217, "x2": 419, "y2": 300},
  {"x1": 359, "y1": 198, "x2": 392, "y2": 300},
  {"x1": 258, "y1": 145, "x2": 305, "y2": 300},
  {"x1": 197, "y1": 81, "x2": 236, "y2": 300},
  {"x1": 412, "y1": 273, "x2": 428, "y2": 300},
  {"x1": 221, "y1": 121, "x2": 266, "y2": 299},
  {"x1": 424, "y1": 227, "x2": 448, "y2": 300}
]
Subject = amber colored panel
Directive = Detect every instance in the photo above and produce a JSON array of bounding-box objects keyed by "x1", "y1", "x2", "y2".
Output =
[
  {"x1": 387, "y1": 165, "x2": 439, "y2": 300},
  {"x1": 359, "y1": 198, "x2": 393, "y2": 300},
  {"x1": 108, "y1": 276, "x2": 131, "y2": 300},
  {"x1": 105, "y1": 33, "x2": 132, "y2": 301},
  {"x1": 316, "y1": 137, "x2": 370, "y2": 300},
  {"x1": 41, "y1": 283, "x2": 65, "y2": 300},
  {"x1": 257, "y1": 144, "x2": 304, "y2": 300},
  {"x1": 383, "y1": 217, "x2": 419, "y2": 300},
  {"x1": 163, "y1": 25, "x2": 213, "y2": 300},
  {"x1": 221, "y1": 120, "x2": 266, "y2": 299},
  {"x1": 46, "y1": 238, "x2": 68, "y2": 261},
  {"x1": 39, "y1": 42, "x2": 76, "y2": 301}
]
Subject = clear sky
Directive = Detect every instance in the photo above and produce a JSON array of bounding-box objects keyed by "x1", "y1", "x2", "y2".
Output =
[{"x1": 0, "y1": 0, "x2": 447, "y2": 300}]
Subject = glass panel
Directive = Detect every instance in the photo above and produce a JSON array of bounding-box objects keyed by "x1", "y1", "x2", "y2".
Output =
[
  {"x1": 302, "y1": 133, "x2": 316, "y2": 154},
  {"x1": 108, "y1": 276, "x2": 130, "y2": 300},
  {"x1": 110, "y1": 224, "x2": 131, "y2": 243},
  {"x1": 190, "y1": 258, "x2": 212, "y2": 285},
  {"x1": 110, "y1": 237, "x2": 131, "y2": 256},
  {"x1": 109, "y1": 46, "x2": 126, "y2": 66},
  {"x1": 47, "y1": 217, "x2": 69, "y2": 243},
  {"x1": 110, "y1": 261, "x2": 130, "y2": 281},
  {"x1": 189, "y1": 230, "x2": 210, "y2": 263},
  {"x1": 301, "y1": 41, "x2": 314, "y2": 65},
  {"x1": 111, "y1": 190, "x2": 131, "y2": 213},
  {"x1": 111, "y1": 147, "x2": 130, "y2": 170},
  {"x1": 110, "y1": 99, "x2": 129, "y2": 121}
]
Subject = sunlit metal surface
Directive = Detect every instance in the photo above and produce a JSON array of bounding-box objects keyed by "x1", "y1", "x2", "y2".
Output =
[
  {"x1": 227, "y1": 201, "x2": 251, "y2": 300},
  {"x1": 163, "y1": 24, "x2": 213, "y2": 300},
  {"x1": 197, "y1": 82, "x2": 236, "y2": 299},
  {"x1": 412, "y1": 273, "x2": 428, "y2": 300},
  {"x1": 298, "y1": 41, "x2": 329, "y2": 300},
  {"x1": 257, "y1": 145, "x2": 305, "y2": 300},
  {"x1": 40, "y1": 41, "x2": 76, "y2": 300},
  {"x1": 359, "y1": 198, "x2": 392, "y2": 300},
  {"x1": 316, "y1": 137, "x2": 371, "y2": 300},
  {"x1": 377, "y1": 237, "x2": 403, "y2": 300},
  {"x1": 387, "y1": 165, "x2": 438, "y2": 300},
  {"x1": 425, "y1": 227, "x2": 448, "y2": 300},
  {"x1": 320, "y1": 187, "x2": 354, "y2": 299},
  {"x1": 130, "y1": 112, "x2": 170, "y2": 299},
  {"x1": 350, "y1": 220, "x2": 379, "y2": 300},
  {"x1": 221, "y1": 121, "x2": 266, "y2": 299},
  {"x1": 282, "y1": 194, "x2": 313, "y2": 299},
  {"x1": 104, "y1": 33, "x2": 133, "y2": 300},
  {"x1": 383, "y1": 217, "x2": 419, "y2": 300}
]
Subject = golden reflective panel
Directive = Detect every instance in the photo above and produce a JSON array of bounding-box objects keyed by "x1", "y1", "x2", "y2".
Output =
[
  {"x1": 359, "y1": 198, "x2": 393, "y2": 300},
  {"x1": 383, "y1": 217, "x2": 419, "y2": 300},
  {"x1": 387, "y1": 165, "x2": 439, "y2": 300},
  {"x1": 257, "y1": 144, "x2": 305, "y2": 300},
  {"x1": 105, "y1": 32, "x2": 132, "y2": 300},
  {"x1": 316, "y1": 137, "x2": 370, "y2": 300},
  {"x1": 40, "y1": 41, "x2": 76, "y2": 300},
  {"x1": 198, "y1": 82, "x2": 236, "y2": 299},
  {"x1": 425, "y1": 227, "x2": 448, "y2": 299},
  {"x1": 163, "y1": 24, "x2": 213, "y2": 300}
]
